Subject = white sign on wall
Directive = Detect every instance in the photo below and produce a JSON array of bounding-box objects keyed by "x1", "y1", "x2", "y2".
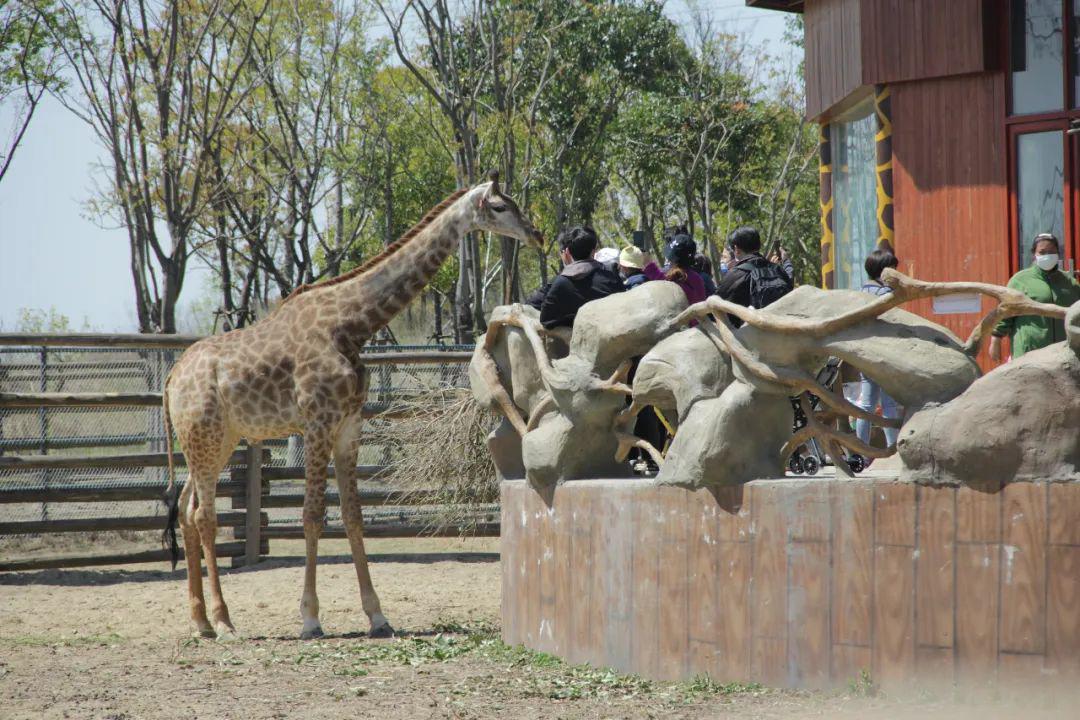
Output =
[{"x1": 931, "y1": 293, "x2": 983, "y2": 315}]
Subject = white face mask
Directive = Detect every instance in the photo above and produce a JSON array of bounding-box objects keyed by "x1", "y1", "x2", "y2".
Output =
[{"x1": 1034, "y1": 253, "x2": 1059, "y2": 271}]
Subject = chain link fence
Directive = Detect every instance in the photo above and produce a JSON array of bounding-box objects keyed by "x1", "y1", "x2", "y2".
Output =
[{"x1": 0, "y1": 342, "x2": 486, "y2": 565}]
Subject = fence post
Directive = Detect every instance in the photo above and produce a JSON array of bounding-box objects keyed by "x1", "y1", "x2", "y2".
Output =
[{"x1": 243, "y1": 441, "x2": 264, "y2": 566}]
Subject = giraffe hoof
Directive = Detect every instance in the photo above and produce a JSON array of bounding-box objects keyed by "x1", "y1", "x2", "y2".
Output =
[
  {"x1": 196, "y1": 627, "x2": 217, "y2": 639},
  {"x1": 300, "y1": 625, "x2": 325, "y2": 641},
  {"x1": 214, "y1": 624, "x2": 239, "y2": 642},
  {"x1": 368, "y1": 622, "x2": 395, "y2": 639}
]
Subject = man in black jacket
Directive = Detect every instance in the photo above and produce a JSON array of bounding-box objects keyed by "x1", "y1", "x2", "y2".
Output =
[
  {"x1": 535, "y1": 226, "x2": 625, "y2": 329},
  {"x1": 715, "y1": 226, "x2": 794, "y2": 326}
]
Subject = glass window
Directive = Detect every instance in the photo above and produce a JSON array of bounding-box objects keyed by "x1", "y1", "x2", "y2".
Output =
[
  {"x1": 1011, "y1": 0, "x2": 1064, "y2": 114},
  {"x1": 1073, "y1": 0, "x2": 1080, "y2": 105},
  {"x1": 1016, "y1": 131, "x2": 1065, "y2": 267},
  {"x1": 831, "y1": 110, "x2": 877, "y2": 290}
]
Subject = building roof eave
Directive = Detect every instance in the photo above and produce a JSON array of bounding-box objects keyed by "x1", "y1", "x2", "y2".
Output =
[{"x1": 745, "y1": 0, "x2": 804, "y2": 13}]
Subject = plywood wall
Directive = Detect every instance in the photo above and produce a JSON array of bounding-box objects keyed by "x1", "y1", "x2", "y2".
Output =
[
  {"x1": 890, "y1": 71, "x2": 1009, "y2": 370},
  {"x1": 502, "y1": 477, "x2": 1080, "y2": 691}
]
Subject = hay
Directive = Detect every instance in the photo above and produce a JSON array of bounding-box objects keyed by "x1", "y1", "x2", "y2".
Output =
[{"x1": 385, "y1": 389, "x2": 499, "y2": 532}]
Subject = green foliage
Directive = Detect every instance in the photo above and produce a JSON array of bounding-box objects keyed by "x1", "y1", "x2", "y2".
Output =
[
  {"x1": 848, "y1": 667, "x2": 877, "y2": 697},
  {"x1": 14, "y1": 307, "x2": 89, "y2": 332},
  {"x1": 58, "y1": 0, "x2": 819, "y2": 329}
]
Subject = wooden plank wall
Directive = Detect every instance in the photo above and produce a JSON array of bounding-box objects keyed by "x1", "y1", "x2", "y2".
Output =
[
  {"x1": 859, "y1": 0, "x2": 994, "y2": 85},
  {"x1": 890, "y1": 71, "x2": 1009, "y2": 371},
  {"x1": 501, "y1": 477, "x2": 1080, "y2": 691},
  {"x1": 804, "y1": 0, "x2": 863, "y2": 120}
]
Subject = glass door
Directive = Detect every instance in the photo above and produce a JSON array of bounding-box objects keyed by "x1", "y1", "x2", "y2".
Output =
[{"x1": 1010, "y1": 122, "x2": 1078, "y2": 276}]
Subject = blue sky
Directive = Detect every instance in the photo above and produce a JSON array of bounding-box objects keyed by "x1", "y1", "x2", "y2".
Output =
[{"x1": 0, "y1": 1, "x2": 796, "y2": 332}]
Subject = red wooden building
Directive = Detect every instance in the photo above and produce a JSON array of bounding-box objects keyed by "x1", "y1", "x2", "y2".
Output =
[{"x1": 749, "y1": 0, "x2": 1078, "y2": 363}]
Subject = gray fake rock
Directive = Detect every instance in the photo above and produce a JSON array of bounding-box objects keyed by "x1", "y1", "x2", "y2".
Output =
[
  {"x1": 736, "y1": 286, "x2": 980, "y2": 408},
  {"x1": 898, "y1": 300, "x2": 1080, "y2": 484},
  {"x1": 567, "y1": 281, "x2": 689, "y2": 378},
  {"x1": 657, "y1": 382, "x2": 791, "y2": 488},
  {"x1": 474, "y1": 282, "x2": 690, "y2": 489},
  {"x1": 487, "y1": 417, "x2": 525, "y2": 481},
  {"x1": 469, "y1": 304, "x2": 546, "y2": 416},
  {"x1": 633, "y1": 327, "x2": 734, "y2": 425},
  {"x1": 522, "y1": 282, "x2": 689, "y2": 486}
]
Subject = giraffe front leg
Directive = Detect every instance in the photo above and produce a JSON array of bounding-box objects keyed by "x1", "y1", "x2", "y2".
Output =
[
  {"x1": 299, "y1": 428, "x2": 332, "y2": 640},
  {"x1": 335, "y1": 412, "x2": 394, "y2": 638}
]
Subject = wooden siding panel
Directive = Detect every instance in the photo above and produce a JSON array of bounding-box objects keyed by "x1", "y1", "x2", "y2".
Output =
[
  {"x1": 860, "y1": 0, "x2": 989, "y2": 85},
  {"x1": 891, "y1": 72, "x2": 1009, "y2": 373},
  {"x1": 999, "y1": 482, "x2": 1047, "y2": 655},
  {"x1": 805, "y1": 0, "x2": 863, "y2": 120},
  {"x1": 917, "y1": 485, "x2": 955, "y2": 648},
  {"x1": 872, "y1": 544, "x2": 916, "y2": 686},
  {"x1": 955, "y1": 543, "x2": 1000, "y2": 685},
  {"x1": 832, "y1": 483, "x2": 873, "y2": 646},
  {"x1": 656, "y1": 488, "x2": 689, "y2": 680}
]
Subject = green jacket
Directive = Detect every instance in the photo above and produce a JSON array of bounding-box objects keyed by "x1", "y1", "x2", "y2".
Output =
[{"x1": 992, "y1": 264, "x2": 1080, "y2": 358}]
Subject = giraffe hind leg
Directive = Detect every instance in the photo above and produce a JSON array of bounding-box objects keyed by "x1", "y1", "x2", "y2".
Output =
[
  {"x1": 178, "y1": 480, "x2": 213, "y2": 637},
  {"x1": 187, "y1": 436, "x2": 240, "y2": 639}
]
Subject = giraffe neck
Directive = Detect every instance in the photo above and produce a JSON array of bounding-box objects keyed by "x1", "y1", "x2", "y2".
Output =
[{"x1": 325, "y1": 188, "x2": 479, "y2": 337}]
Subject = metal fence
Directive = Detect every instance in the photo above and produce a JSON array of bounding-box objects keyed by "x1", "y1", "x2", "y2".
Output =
[{"x1": 0, "y1": 337, "x2": 492, "y2": 570}]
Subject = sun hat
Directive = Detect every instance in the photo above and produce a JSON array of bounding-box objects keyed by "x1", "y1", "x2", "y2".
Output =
[{"x1": 618, "y1": 245, "x2": 646, "y2": 269}]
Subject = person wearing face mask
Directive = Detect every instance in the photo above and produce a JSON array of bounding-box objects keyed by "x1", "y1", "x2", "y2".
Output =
[{"x1": 990, "y1": 233, "x2": 1080, "y2": 361}]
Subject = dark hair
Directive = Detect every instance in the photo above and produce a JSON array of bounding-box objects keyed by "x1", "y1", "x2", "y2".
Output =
[
  {"x1": 665, "y1": 233, "x2": 696, "y2": 268},
  {"x1": 693, "y1": 253, "x2": 712, "y2": 276},
  {"x1": 727, "y1": 226, "x2": 761, "y2": 253},
  {"x1": 864, "y1": 249, "x2": 899, "y2": 281},
  {"x1": 557, "y1": 226, "x2": 599, "y2": 261},
  {"x1": 1032, "y1": 233, "x2": 1060, "y2": 254}
]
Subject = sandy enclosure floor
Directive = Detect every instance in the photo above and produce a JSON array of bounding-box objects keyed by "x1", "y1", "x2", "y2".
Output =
[{"x1": 0, "y1": 537, "x2": 1075, "y2": 720}]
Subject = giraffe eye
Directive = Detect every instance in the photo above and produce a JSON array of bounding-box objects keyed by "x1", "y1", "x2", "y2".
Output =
[{"x1": 489, "y1": 202, "x2": 507, "y2": 213}]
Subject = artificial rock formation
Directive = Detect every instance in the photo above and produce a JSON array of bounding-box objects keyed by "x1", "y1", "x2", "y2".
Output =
[
  {"x1": 898, "y1": 300, "x2": 1080, "y2": 484},
  {"x1": 471, "y1": 281, "x2": 687, "y2": 488},
  {"x1": 474, "y1": 269, "x2": 1072, "y2": 490}
]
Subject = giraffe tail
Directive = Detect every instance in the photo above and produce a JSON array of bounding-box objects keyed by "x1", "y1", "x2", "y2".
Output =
[{"x1": 161, "y1": 375, "x2": 181, "y2": 569}]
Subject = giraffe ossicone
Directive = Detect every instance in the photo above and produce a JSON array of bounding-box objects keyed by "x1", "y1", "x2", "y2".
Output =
[{"x1": 162, "y1": 174, "x2": 542, "y2": 640}]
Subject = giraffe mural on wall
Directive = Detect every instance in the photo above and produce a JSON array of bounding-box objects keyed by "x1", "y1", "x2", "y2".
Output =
[{"x1": 161, "y1": 172, "x2": 543, "y2": 640}]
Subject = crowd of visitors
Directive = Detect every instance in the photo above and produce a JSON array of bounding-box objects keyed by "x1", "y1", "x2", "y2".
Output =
[{"x1": 522, "y1": 222, "x2": 1080, "y2": 474}]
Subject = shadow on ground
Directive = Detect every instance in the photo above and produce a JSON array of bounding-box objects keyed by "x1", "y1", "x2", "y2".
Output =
[{"x1": 0, "y1": 551, "x2": 499, "y2": 587}]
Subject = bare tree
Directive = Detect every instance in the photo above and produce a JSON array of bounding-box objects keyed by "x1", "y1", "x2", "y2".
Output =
[
  {"x1": 47, "y1": 0, "x2": 268, "y2": 332},
  {"x1": 373, "y1": 0, "x2": 491, "y2": 337},
  {"x1": 0, "y1": 1, "x2": 65, "y2": 185}
]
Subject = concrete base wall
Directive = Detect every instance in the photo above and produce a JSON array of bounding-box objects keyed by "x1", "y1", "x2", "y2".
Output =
[{"x1": 500, "y1": 477, "x2": 1080, "y2": 691}]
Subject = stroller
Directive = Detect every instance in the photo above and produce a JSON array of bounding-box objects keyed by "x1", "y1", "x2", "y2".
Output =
[{"x1": 787, "y1": 357, "x2": 867, "y2": 475}]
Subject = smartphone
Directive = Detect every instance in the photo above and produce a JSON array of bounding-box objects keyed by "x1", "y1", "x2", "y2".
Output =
[{"x1": 632, "y1": 230, "x2": 646, "y2": 250}]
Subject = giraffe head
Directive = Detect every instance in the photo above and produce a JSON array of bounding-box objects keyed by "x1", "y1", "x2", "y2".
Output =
[{"x1": 472, "y1": 170, "x2": 545, "y2": 249}]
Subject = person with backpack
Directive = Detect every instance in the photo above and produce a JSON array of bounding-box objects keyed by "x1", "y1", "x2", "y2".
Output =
[{"x1": 715, "y1": 226, "x2": 794, "y2": 326}]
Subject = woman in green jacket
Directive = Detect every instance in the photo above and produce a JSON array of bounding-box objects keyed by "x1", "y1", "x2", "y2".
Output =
[{"x1": 989, "y1": 233, "x2": 1080, "y2": 361}]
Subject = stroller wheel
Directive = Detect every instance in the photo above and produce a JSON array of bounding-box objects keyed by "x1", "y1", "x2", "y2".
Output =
[
  {"x1": 847, "y1": 454, "x2": 866, "y2": 474},
  {"x1": 788, "y1": 456, "x2": 804, "y2": 474},
  {"x1": 802, "y1": 456, "x2": 820, "y2": 475}
]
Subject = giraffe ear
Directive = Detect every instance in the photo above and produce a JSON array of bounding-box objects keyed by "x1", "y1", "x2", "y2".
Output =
[{"x1": 487, "y1": 169, "x2": 500, "y2": 194}]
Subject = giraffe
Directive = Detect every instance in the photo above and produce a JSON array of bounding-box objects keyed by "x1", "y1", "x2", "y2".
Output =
[{"x1": 161, "y1": 173, "x2": 543, "y2": 640}]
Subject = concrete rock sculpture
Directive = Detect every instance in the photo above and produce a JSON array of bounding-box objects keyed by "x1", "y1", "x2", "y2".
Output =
[
  {"x1": 473, "y1": 268, "x2": 1072, "y2": 489},
  {"x1": 470, "y1": 281, "x2": 687, "y2": 488},
  {"x1": 898, "y1": 300, "x2": 1080, "y2": 484}
]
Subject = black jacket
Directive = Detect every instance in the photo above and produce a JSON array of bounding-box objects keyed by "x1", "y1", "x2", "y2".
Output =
[
  {"x1": 538, "y1": 259, "x2": 625, "y2": 329},
  {"x1": 715, "y1": 254, "x2": 794, "y2": 325}
]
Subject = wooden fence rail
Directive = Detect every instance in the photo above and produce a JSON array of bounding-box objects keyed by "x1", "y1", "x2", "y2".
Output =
[{"x1": 0, "y1": 335, "x2": 488, "y2": 571}]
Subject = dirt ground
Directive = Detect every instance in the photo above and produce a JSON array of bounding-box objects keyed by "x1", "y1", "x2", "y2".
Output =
[{"x1": 0, "y1": 537, "x2": 1074, "y2": 720}]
